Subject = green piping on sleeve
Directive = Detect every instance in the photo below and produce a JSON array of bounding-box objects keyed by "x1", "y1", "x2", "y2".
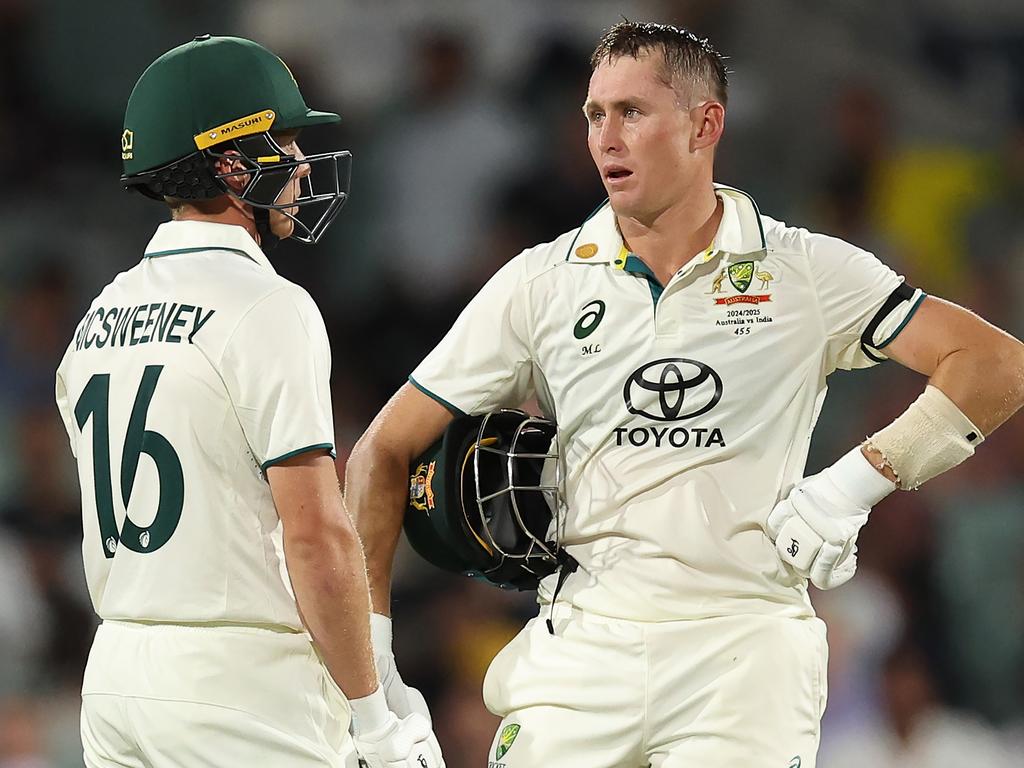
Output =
[
  {"x1": 876, "y1": 292, "x2": 927, "y2": 349},
  {"x1": 261, "y1": 442, "x2": 335, "y2": 471},
  {"x1": 408, "y1": 376, "x2": 467, "y2": 417}
]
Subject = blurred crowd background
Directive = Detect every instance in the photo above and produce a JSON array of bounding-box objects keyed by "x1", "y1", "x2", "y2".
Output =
[{"x1": 1, "y1": 0, "x2": 1023, "y2": 765}]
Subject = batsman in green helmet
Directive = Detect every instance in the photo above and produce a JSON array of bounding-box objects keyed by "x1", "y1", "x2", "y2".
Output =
[
  {"x1": 56, "y1": 35, "x2": 444, "y2": 768},
  {"x1": 121, "y1": 34, "x2": 351, "y2": 248}
]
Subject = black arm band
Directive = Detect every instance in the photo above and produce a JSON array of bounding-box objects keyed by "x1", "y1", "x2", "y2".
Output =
[{"x1": 860, "y1": 282, "x2": 917, "y2": 362}]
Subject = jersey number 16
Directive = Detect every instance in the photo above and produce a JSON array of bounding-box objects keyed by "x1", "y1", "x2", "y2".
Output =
[{"x1": 74, "y1": 365, "x2": 184, "y2": 559}]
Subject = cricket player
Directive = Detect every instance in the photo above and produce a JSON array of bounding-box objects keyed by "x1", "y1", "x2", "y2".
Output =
[
  {"x1": 346, "y1": 22, "x2": 1024, "y2": 768},
  {"x1": 54, "y1": 36, "x2": 443, "y2": 768}
]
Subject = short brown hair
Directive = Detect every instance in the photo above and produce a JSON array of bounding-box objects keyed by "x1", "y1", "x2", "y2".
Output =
[{"x1": 590, "y1": 21, "x2": 729, "y2": 106}]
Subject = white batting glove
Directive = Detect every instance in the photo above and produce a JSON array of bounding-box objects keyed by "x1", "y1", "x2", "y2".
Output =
[
  {"x1": 767, "y1": 447, "x2": 896, "y2": 590},
  {"x1": 370, "y1": 614, "x2": 432, "y2": 722},
  {"x1": 351, "y1": 687, "x2": 444, "y2": 768}
]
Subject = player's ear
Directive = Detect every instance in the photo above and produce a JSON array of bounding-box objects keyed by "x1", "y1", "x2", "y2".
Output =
[
  {"x1": 212, "y1": 150, "x2": 250, "y2": 193},
  {"x1": 690, "y1": 101, "x2": 725, "y2": 152}
]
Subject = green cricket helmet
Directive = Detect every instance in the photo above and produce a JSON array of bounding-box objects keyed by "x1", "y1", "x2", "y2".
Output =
[
  {"x1": 405, "y1": 409, "x2": 568, "y2": 590},
  {"x1": 121, "y1": 35, "x2": 351, "y2": 245}
]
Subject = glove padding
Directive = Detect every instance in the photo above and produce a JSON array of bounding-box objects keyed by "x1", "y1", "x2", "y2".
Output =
[
  {"x1": 355, "y1": 712, "x2": 444, "y2": 768},
  {"x1": 767, "y1": 447, "x2": 896, "y2": 590},
  {"x1": 371, "y1": 614, "x2": 432, "y2": 722}
]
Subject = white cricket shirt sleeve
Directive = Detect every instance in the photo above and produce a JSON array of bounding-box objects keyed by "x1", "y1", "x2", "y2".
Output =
[
  {"x1": 219, "y1": 285, "x2": 335, "y2": 470},
  {"x1": 411, "y1": 254, "x2": 534, "y2": 415},
  {"x1": 805, "y1": 230, "x2": 918, "y2": 371}
]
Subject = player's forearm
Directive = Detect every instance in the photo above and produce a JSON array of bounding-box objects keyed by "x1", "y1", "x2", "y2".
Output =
[
  {"x1": 855, "y1": 332, "x2": 1024, "y2": 492},
  {"x1": 345, "y1": 439, "x2": 409, "y2": 616},
  {"x1": 926, "y1": 335, "x2": 1024, "y2": 435},
  {"x1": 284, "y1": 522, "x2": 378, "y2": 699}
]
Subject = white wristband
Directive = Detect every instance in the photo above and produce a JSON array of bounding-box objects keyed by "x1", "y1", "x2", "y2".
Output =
[
  {"x1": 370, "y1": 613, "x2": 393, "y2": 650},
  {"x1": 349, "y1": 685, "x2": 391, "y2": 735},
  {"x1": 825, "y1": 446, "x2": 897, "y2": 508}
]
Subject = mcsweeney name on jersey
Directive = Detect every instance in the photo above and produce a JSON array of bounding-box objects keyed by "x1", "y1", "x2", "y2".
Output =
[{"x1": 73, "y1": 303, "x2": 216, "y2": 351}]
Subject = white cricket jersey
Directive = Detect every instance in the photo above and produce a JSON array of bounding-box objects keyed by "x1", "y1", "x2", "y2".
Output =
[
  {"x1": 412, "y1": 185, "x2": 924, "y2": 622},
  {"x1": 55, "y1": 221, "x2": 335, "y2": 630}
]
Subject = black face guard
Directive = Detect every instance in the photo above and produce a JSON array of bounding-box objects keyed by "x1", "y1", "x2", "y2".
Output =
[
  {"x1": 465, "y1": 410, "x2": 564, "y2": 586},
  {"x1": 208, "y1": 133, "x2": 352, "y2": 245},
  {"x1": 122, "y1": 132, "x2": 352, "y2": 246}
]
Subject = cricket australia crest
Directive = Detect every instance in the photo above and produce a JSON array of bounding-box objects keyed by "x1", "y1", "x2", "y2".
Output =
[
  {"x1": 495, "y1": 724, "x2": 521, "y2": 760},
  {"x1": 728, "y1": 261, "x2": 754, "y2": 293},
  {"x1": 408, "y1": 461, "x2": 436, "y2": 512},
  {"x1": 711, "y1": 259, "x2": 776, "y2": 306}
]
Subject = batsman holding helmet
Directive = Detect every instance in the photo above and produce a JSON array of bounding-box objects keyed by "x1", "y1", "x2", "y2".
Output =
[
  {"x1": 347, "y1": 21, "x2": 1024, "y2": 767},
  {"x1": 55, "y1": 36, "x2": 443, "y2": 768}
]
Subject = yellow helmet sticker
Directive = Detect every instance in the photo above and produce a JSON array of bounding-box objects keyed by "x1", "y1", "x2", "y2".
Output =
[{"x1": 194, "y1": 110, "x2": 276, "y2": 150}]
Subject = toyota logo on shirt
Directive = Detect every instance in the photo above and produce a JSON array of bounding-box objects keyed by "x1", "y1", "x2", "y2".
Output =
[{"x1": 623, "y1": 358, "x2": 723, "y2": 421}]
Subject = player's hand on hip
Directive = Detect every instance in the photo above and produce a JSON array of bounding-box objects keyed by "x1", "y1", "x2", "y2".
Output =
[
  {"x1": 370, "y1": 613, "x2": 432, "y2": 722},
  {"x1": 766, "y1": 447, "x2": 896, "y2": 590}
]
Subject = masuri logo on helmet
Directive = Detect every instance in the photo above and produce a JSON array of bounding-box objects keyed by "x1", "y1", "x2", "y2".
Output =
[{"x1": 194, "y1": 111, "x2": 277, "y2": 150}]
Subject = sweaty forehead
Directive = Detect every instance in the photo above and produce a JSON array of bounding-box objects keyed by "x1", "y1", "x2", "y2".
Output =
[{"x1": 587, "y1": 52, "x2": 676, "y2": 103}]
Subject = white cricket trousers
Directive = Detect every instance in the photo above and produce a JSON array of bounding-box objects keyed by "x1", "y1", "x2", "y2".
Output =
[
  {"x1": 81, "y1": 620, "x2": 359, "y2": 767},
  {"x1": 483, "y1": 608, "x2": 828, "y2": 768}
]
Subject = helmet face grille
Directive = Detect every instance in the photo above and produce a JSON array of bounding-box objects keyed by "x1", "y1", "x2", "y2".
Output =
[
  {"x1": 208, "y1": 133, "x2": 352, "y2": 244},
  {"x1": 124, "y1": 133, "x2": 352, "y2": 245},
  {"x1": 466, "y1": 411, "x2": 562, "y2": 584},
  {"x1": 404, "y1": 409, "x2": 567, "y2": 591}
]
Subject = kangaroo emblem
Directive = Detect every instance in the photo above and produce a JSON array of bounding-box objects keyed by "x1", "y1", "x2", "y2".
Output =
[{"x1": 709, "y1": 268, "x2": 727, "y2": 293}]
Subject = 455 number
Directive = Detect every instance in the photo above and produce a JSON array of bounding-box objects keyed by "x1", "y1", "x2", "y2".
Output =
[{"x1": 74, "y1": 365, "x2": 183, "y2": 558}]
